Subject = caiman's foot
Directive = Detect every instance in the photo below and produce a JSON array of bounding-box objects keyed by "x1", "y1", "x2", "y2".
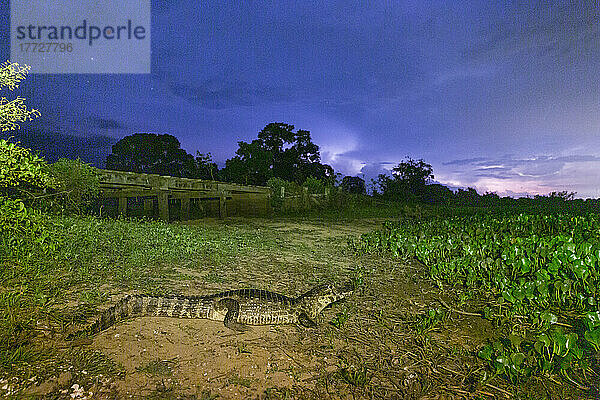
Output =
[
  {"x1": 224, "y1": 319, "x2": 250, "y2": 332},
  {"x1": 219, "y1": 298, "x2": 250, "y2": 332},
  {"x1": 298, "y1": 313, "x2": 317, "y2": 328}
]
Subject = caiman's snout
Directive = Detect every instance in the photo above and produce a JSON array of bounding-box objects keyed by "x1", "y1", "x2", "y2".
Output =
[
  {"x1": 300, "y1": 281, "x2": 357, "y2": 320},
  {"x1": 330, "y1": 281, "x2": 356, "y2": 300},
  {"x1": 326, "y1": 281, "x2": 356, "y2": 303}
]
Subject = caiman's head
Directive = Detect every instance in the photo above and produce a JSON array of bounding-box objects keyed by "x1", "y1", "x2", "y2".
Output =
[{"x1": 300, "y1": 281, "x2": 355, "y2": 320}]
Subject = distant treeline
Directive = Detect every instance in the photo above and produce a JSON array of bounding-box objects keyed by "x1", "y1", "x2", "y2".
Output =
[
  {"x1": 102, "y1": 123, "x2": 592, "y2": 210},
  {"x1": 105, "y1": 123, "x2": 334, "y2": 187}
]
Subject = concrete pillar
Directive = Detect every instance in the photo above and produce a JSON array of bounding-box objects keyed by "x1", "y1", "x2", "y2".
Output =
[
  {"x1": 181, "y1": 197, "x2": 190, "y2": 221},
  {"x1": 118, "y1": 197, "x2": 127, "y2": 217},
  {"x1": 219, "y1": 191, "x2": 228, "y2": 218},
  {"x1": 158, "y1": 191, "x2": 169, "y2": 221}
]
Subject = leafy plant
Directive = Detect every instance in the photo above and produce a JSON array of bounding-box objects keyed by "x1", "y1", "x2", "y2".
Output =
[
  {"x1": 42, "y1": 158, "x2": 100, "y2": 214},
  {"x1": 352, "y1": 212, "x2": 600, "y2": 388},
  {"x1": 0, "y1": 196, "x2": 58, "y2": 260},
  {"x1": 267, "y1": 177, "x2": 299, "y2": 211},
  {"x1": 0, "y1": 138, "x2": 55, "y2": 197},
  {"x1": 0, "y1": 61, "x2": 40, "y2": 132},
  {"x1": 337, "y1": 362, "x2": 372, "y2": 388},
  {"x1": 330, "y1": 310, "x2": 350, "y2": 328},
  {"x1": 0, "y1": 60, "x2": 57, "y2": 260},
  {"x1": 303, "y1": 176, "x2": 326, "y2": 194},
  {"x1": 413, "y1": 308, "x2": 446, "y2": 335}
]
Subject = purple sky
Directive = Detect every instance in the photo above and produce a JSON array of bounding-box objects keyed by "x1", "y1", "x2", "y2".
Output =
[{"x1": 2, "y1": 1, "x2": 599, "y2": 197}]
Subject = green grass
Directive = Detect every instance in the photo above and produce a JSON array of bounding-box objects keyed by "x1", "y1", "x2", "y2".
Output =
[
  {"x1": 52, "y1": 215, "x2": 277, "y2": 293},
  {"x1": 275, "y1": 195, "x2": 417, "y2": 221}
]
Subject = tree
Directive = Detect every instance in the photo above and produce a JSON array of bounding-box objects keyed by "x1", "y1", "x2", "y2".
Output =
[
  {"x1": 419, "y1": 183, "x2": 453, "y2": 204},
  {"x1": 0, "y1": 60, "x2": 57, "y2": 261},
  {"x1": 195, "y1": 151, "x2": 219, "y2": 181},
  {"x1": 549, "y1": 191, "x2": 576, "y2": 201},
  {"x1": 219, "y1": 140, "x2": 273, "y2": 185},
  {"x1": 0, "y1": 61, "x2": 54, "y2": 196},
  {"x1": 0, "y1": 61, "x2": 40, "y2": 132},
  {"x1": 391, "y1": 157, "x2": 434, "y2": 192},
  {"x1": 373, "y1": 173, "x2": 417, "y2": 202},
  {"x1": 341, "y1": 176, "x2": 366, "y2": 194},
  {"x1": 0, "y1": 139, "x2": 55, "y2": 198},
  {"x1": 454, "y1": 187, "x2": 481, "y2": 206},
  {"x1": 374, "y1": 157, "x2": 434, "y2": 201},
  {"x1": 221, "y1": 122, "x2": 334, "y2": 186},
  {"x1": 481, "y1": 191, "x2": 500, "y2": 206},
  {"x1": 106, "y1": 133, "x2": 199, "y2": 178}
]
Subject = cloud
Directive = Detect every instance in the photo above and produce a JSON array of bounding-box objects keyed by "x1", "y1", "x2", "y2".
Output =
[
  {"x1": 8, "y1": 128, "x2": 117, "y2": 168},
  {"x1": 359, "y1": 161, "x2": 394, "y2": 177},
  {"x1": 168, "y1": 79, "x2": 293, "y2": 109},
  {"x1": 92, "y1": 117, "x2": 126, "y2": 130},
  {"x1": 439, "y1": 153, "x2": 600, "y2": 198},
  {"x1": 464, "y1": 4, "x2": 599, "y2": 62},
  {"x1": 445, "y1": 154, "x2": 600, "y2": 178},
  {"x1": 473, "y1": 173, "x2": 514, "y2": 180},
  {"x1": 443, "y1": 157, "x2": 490, "y2": 166}
]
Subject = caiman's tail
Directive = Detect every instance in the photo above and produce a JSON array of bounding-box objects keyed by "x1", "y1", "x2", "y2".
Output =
[
  {"x1": 67, "y1": 295, "x2": 207, "y2": 340},
  {"x1": 67, "y1": 295, "x2": 137, "y2": 340}
]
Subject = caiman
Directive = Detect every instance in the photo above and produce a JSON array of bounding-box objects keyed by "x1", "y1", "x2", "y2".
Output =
[{"x1": 68, "y1": 282, "x2": 354, "y2": 339}]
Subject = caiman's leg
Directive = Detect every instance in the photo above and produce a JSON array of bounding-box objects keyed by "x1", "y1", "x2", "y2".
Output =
[
  {"x1": 298, "y1": 312, "x2": 317, "y2": 328},
  {"x1": 218, "y1": 298, "x2": 249, "y2": 332}
]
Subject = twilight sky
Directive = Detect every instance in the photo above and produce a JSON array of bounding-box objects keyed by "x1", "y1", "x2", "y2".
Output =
[{"x1": 2, "y1": 1, "x2": 599, "y2": 197}]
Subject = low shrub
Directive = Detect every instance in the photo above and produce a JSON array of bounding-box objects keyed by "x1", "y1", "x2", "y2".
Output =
[
  {"x1": 42, "y1": 158, "x2": 100, "y2": 214},
  {"x1": 0, "y1": 138, "x2": 55, "y2": 198}
]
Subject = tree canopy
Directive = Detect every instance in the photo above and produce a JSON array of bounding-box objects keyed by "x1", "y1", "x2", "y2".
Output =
[
  {"x1": 0, "y1": 60, "x2": 55, "y2": 197},
  {"x1": 390, "y1": 157, "x2": 434, "y2": 190},
  {"x1": 374, "y1": 157, "x2": 434, "y2": 201},
  {"x1": 221, "y1": 122, "x2": 334, "y2": 186},
  {"x1": 105, "y1": 133, "x2": 216, "y2": 179},
  {"x1": 341, "y1": 176, "x2": 366, "y2": 194},
  {"x1": 195, "y1": 151, "x2": 219, "y2": 181},
  {"x1": 0, "y1": 61, "x2": 40, "y2": 132}
]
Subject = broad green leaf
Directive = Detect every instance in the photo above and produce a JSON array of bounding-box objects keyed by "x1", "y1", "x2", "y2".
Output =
[
  {"x1": 585, "y1": 311, "x2": 600, "y2": 328},
  {"x1": 565, "y1": 333, "x2": 578, "y2": 350},
  {"x1": 513, "y1": 287, "x2": 525, "y2": 301},
  {"x1": 478, "y1": 345, "x2": 493, "y2": 360},
  {"x1": 540, "y1": 311, "x2": 557, "y2": 324},
  {"x1": 519, "y1": 257, "x2": 531, "y2": 273},
  {"x1": 510, "y1": 352, "x2": 525, "y2": 366},
  {"x1": 551, "y1": 329, "x2": 568, "y2": 357},
  {"x1": 509, "y1": 333, "x2": 523, "y2": 348},
  {"x1": 496, "y1": 356, "x2": 510, "y2": 367},
  {"x1": 584, "y1": 328, "x2": 600, "y2": 350},
  {"x1": 502, "y1": 290, "x2": 516, "y2": 303}
]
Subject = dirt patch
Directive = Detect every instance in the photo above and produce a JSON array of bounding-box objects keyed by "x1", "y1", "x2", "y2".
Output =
[{"x1": 89, "y1": 318, "x2": 330, "y2": 399}]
